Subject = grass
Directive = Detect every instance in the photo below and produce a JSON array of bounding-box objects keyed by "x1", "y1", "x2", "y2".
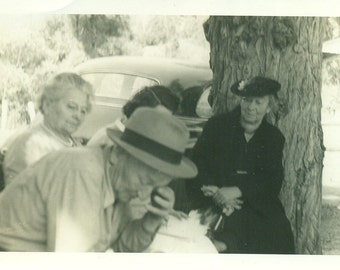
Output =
[
  {"x1": 321, "y1": 203, "x2": 340, "y2": 254},
  {"x1": 321, "y1": 182, "x2": 340, "y2": 255}
]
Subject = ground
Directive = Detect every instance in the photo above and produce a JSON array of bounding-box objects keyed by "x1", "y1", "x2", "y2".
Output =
[{"x1": 321, "y1": 183, "x2": 340, "y2": 254}]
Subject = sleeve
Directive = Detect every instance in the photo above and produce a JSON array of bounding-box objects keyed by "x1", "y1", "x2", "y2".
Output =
[
  {"x1": 186, "y1": 117, "x2": 220, "y2": 210},
  {"x1": 3, "y1": 134, "x2": 28, "y2": 184},
  {"x1": 3, "y1": 130, "x2": 58, "y2": 184},
  {"x1": 45, "y1": 167, "x2": 103, "y2": 252},
  {"x1": 112, "y1": 218, "x2": 160, "y2": 252},
  {"x1": 229, "y1": 131, "x2": 285, "y2": 201},
  {"x1": 25, "y1": 132, "x2": 62, "y2": 165}
]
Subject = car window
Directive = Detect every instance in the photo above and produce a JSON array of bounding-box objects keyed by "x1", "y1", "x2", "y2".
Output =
[
  {"x1": 196, "y1": 87, "x2": 213, "y2": 118},
  {"x1": 131, "y1": 76, "x2": 159, "y2": 96},
  {"x1": 81, "y1": 73, "x2": 158, "y2": 100}
]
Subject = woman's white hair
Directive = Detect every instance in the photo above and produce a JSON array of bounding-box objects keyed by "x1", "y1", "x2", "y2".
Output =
[{"x1": 38, "y1": 72, "x2": 94, "y2": 114}]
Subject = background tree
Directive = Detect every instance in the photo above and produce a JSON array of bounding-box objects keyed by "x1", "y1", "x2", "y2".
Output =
[
  {"x1": 0, "y1": 15, "x2": 86, "y2": 130},
  {"x1": 1, "y1": 14, "x2": 211, "y2": 133},
  {"x1": 129, "y1": 15, "x2": 209, "y2": 61},
  {"x1": 322, "y1": 17, "x2": 340, "y2": 117},
  {"x1": 70, "y1": 15, "x2": 131, "y2": 57},
  {"x1": 204, "y1": 16, "x2": 326, "y2": 254}
]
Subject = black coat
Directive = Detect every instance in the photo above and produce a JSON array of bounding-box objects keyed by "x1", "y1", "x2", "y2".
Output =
[{"x1": 186, "y1": 106, "x2": 295, "y2": 254}]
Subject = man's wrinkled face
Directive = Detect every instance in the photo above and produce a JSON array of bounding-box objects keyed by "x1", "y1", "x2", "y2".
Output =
[{"x1": 115, "y1": 164, "x2": 172, "y2": 204}]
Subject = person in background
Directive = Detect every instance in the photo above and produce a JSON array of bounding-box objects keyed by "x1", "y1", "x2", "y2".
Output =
[
  {"x1": 187, "y1": 76, "x2": 295, "y2": 254},
  {"x1": 2, "y1": 73, "x2": 93, "y2": 186},
  {"x1": 173, "y1": 84, "x2": 213, "y2": 212},
  {"x1": 87, "y1": 85, "x2": 180, "y2": 146},
  {"x1": 176, "y1": 86, "x2": 204, "y2": 118},
  {"x1": 176, "y1": 82, "x2": 213, "y2": 119},
  {"x1": 0, "y1": 108, "x2": 197, "y2": 252}
]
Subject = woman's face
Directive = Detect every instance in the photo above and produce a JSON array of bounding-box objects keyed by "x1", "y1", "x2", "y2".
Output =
[
  {"x1": 44, "y1": 89, "x2": 89, "y2": 138},
  {"x1": 240, "y1": 95, "x2": 271, "y2": 126}
]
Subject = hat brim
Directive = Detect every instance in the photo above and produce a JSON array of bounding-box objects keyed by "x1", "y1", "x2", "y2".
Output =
[{"x1": 107, "y1": 128, "x2": 198, "y2": 179}]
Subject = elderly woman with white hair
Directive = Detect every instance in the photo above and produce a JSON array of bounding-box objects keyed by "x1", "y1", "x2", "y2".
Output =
[{"x1": 2, "y1": 72, "x2": 93, "y2": 186}]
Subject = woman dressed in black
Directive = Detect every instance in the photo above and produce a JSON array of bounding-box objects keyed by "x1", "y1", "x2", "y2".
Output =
[{"x1": 187, "y1": 76, "x2": 295, "y2": 254}]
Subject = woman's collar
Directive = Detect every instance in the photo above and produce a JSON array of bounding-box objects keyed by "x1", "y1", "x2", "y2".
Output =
[{"x1": 41, "y1": 122, "x2": 74, "y2": 146}]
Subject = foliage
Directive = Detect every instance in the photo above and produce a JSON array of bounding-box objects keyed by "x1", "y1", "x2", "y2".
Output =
[
  {"x1": 322, "y1": 18, "x2": 340, "y2": 116},
  {"x1": 69, "y1": 15, "x2": 131, "y2": 57},
  {"x1": 324, "y1": 17, "x2": 340, "y2": 41},
  {"x1": 67, "y1": 15, "x2": 210, "y2": 61},
  {"x1": 1, "y1": 14, "x2": 211, "y2": 131},
  {"x1": 0, "y1": 61, "x2": 32, "y2": 128},
  {"x1": 129, "y1": 15, "x2": 209, "y2": 61},
  {"x1": 0, "y1": 15, "x2": 87, "y2": 129},
  {"x1": 323, "y1": 56, "x2": 340, "y2": 85}
]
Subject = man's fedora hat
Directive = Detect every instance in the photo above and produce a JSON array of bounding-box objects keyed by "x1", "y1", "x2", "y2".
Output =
[
  {"x1": 231, "y1": 76, "x2": 281, "y2": 97},
  {"x1": 106, "y1": 107, "x2": 197, "y2": 178}
]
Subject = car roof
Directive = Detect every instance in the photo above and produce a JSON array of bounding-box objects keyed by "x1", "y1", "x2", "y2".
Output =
[{"x1": 75, "y1": 56, "x2": 212, "y2": 89}]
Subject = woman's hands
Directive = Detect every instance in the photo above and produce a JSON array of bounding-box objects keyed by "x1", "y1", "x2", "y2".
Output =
[
  {"x1": 213, "y1": 187, "x2": 243, "y2": 210},
  {"x1": 202, "y1": 185, "x2": 243, "y2": 216}
]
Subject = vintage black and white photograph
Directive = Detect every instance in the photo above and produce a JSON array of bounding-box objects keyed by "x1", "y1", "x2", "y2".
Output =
[{"x1": 0, "y1": 0, "x2": 340, "y2": 269}]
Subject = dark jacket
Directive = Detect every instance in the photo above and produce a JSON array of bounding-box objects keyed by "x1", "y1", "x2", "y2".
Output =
[{"x1": 187, "y1": 106, "x2": 295, "y2": 254}]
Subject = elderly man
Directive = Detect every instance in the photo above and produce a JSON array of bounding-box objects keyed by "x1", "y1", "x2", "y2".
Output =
[{"x1": 0, "y1": 107, "x2": 197, "y2": 252}]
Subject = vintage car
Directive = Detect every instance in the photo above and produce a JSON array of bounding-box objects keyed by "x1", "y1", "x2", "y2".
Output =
[{"x1": 73, "y1": 56, "x2": 213, "y2": 145}]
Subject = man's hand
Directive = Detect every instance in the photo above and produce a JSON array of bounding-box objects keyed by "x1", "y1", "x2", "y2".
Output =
[
  {"x1": 142, "y1": 187, "x2": 175, "y2": 234},
  {"x1": 169, "y1": 210, "x2": 188, "y2": 220},
  {"x1": 147, "y1": 186, "x2": 175, "y2": 217}
]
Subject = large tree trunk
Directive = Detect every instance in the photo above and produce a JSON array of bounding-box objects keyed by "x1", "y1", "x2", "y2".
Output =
[{"x1": 204, "y1": 16, "x2": 325, "y2": 254}]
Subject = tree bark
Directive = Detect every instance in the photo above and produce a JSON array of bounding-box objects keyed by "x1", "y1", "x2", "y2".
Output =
[{"x1": 204, "y1": 16, "x2": 325, "y2": 254}]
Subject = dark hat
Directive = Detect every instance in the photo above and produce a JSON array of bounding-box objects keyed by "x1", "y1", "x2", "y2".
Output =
[
  {"x1": 231, "y1": 76, "x2": 281, "y2": 97},
  {"x1": 106, "y1": 107, "x2": 197, "y2": 178}
]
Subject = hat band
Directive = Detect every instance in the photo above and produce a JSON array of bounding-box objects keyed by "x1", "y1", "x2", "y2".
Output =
[{"x1": 121, "y1": 128, "x2": 183, "y2": 164}]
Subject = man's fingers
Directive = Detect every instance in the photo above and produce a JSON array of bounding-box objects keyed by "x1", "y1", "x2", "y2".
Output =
[
  {"x1": 151, "y1": 187, "x2": 175, "y2": 210},
  {"x1": 145, "y1": 203, "x2": 169, "y2": 217},
  {"x1": 169, "y1": 210, "x2": 188, "y2": 220}
]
